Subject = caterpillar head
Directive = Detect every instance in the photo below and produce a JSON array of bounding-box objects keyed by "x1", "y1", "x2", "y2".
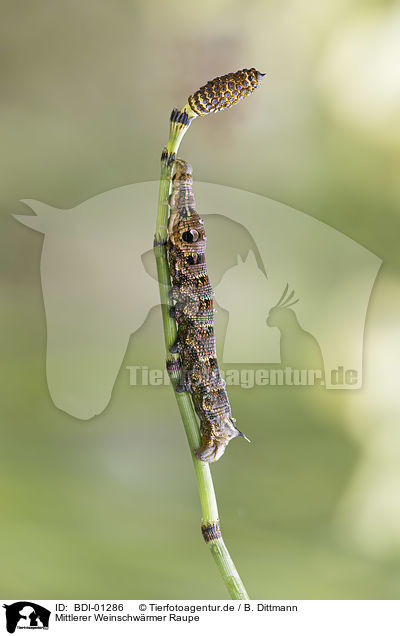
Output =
[{"x1": 172, "y1": 159, "x2": 193, "y2": 189}]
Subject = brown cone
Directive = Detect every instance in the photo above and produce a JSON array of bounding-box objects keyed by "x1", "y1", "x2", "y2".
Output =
[{"x1": 188, "y1": 68, "x2": 265, "y2": 116}]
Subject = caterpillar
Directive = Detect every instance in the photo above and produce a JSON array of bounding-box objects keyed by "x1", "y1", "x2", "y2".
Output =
[{"x1": 167, "y1": 158, "x2": 247, "y2": 462}]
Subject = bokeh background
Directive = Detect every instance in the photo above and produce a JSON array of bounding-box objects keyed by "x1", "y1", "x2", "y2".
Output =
[{"x1": 1, "y1": 0, "x2": 400, "y2": 599}]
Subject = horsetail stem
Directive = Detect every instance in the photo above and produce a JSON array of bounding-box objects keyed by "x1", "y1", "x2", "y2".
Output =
[{"x1": 155, "y1": 67, "x2": 265, "y2": 599}]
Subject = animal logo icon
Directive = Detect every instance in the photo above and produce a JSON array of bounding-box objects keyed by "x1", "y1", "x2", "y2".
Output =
[
  {"x1": 13, "y1": 180, "x2": 381, "y2": 418},
  {"x1": 2, "y1": 602, "x2": 50, "y2": 633}
]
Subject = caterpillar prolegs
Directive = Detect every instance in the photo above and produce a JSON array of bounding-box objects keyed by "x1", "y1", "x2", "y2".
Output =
[{"x1": 167, "y1": 158, "x2": 247, "y2": 462}]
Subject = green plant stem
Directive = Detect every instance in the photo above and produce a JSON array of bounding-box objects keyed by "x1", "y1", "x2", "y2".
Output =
[{"x1": 154, "y1": 116, "x2": 249, "y2": 600}]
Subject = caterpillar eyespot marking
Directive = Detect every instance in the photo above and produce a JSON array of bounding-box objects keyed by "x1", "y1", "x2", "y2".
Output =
[
  {"x1": 166, "y1": 157, "x2": 248, "y2": 462},
  {"x1": 182, "y1": 229, "x2": 199, "y2": 244}
]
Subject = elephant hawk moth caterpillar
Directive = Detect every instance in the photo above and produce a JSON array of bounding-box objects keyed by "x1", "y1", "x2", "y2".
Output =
[{"x1": 166, "y1": 158, "x2": 247, "y2": 462}]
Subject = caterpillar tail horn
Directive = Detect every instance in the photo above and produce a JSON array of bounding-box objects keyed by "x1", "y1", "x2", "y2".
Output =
[{"x1": 195, "y1": 418, "x2": 249, "y2": 463}]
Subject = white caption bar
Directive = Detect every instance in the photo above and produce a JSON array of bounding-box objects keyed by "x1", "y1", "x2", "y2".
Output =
[{"x1": 1, "y1": 600, "x2": 399, "y2": 636}]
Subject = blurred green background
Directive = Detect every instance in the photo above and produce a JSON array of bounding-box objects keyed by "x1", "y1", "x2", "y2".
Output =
[{"x1": 1, "y1": 0, "x2": 400, "y2": 599}]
